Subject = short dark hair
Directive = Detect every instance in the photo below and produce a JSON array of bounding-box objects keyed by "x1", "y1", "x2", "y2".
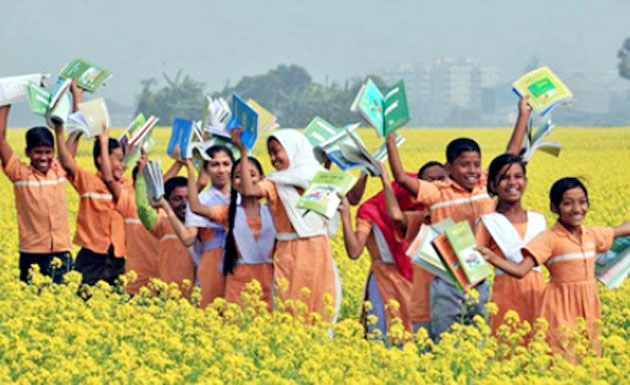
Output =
[
  {"x1": 93, "y1": 137, "x2": 122, "y2": 170},
  {"x1": 164, "y1": 176, "x2": 188, "y2": 199},
  {"x1": 487, "y1": 154, "x2": 527, "y2": 197},
  {"x1": 417, "y1": 161, "x2": 444, "y2": 179},
  {"x1": 446, "y1": 138, "x2": 481, "y2": 164},
  {"x1": 26, "y1": 127, "x2": 54, "y2": 150},
  {"x1": 550, "y1": 177, "x2": 589, "y2": 207}
]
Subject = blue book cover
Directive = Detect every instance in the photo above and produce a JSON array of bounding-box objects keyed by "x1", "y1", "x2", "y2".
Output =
[
  {"x1": 356, "y1": 79, "x2": 385, "y2": 134},
  {"x1": 226, "y1": 93, "x2": 258, "y2": 150},
  {"x1": 167, "y1": 118, "x2": 193, "y2": 158}
]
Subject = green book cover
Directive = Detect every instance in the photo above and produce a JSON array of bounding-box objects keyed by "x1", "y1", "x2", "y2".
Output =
[
  {"x1": 373, "y1": 133, "x2": 405, "y2": 162},
  {"x1": 297, "y1": 171, "x2": 357, "y2": 219},
  {"x1": 512, "y1": 66, "x2": 573, "y2": 116},
  {"x1": 303, "y1": 116, "x2": 343, "y2": 147},
  {"x1": 383, "y1": 80, "x2": 410, "y2": 135},
  {"x1": 444, "y1": 221, "x2": 493, "y2": 285},
  {"x1": 353, "y1": 79, "x2": 385, "y2": 135},
  {"x1": 59, "y1": 58, "x2": 112, "y2": 93},
  {"x1": 26, "y1": 83, "x2": 50, "y2": 117}
]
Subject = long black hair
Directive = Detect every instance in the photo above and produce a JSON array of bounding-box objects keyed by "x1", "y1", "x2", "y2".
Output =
[{"x1": 222, "y1": 156, "x2": 265, "y2": 275}]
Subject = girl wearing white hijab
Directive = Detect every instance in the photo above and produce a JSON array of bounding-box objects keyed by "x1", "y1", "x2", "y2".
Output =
[{"x1": 233, "y1": 128, "x2": 341, "y2": 322}]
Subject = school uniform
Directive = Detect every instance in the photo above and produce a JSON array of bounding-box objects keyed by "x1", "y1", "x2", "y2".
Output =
[
  {"x1": 414, "y1": 175, "x2": 495, "y2": 341},
  {"x1": 523, "y1": 222, "x2": 614, "y2": 358},
  {"x1": 475, "y1": 212, "x2": 547, "y2": 337},
  {"x1": 70, "y1": 165, "x2": 127, "y2": 286},
  {"x1": 2, "y1": 154, "x2": 72, "y2": 282}
]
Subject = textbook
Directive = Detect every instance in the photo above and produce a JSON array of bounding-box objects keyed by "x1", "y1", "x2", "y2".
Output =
[
  {"x1": 350, "y1": 79, "x2": 410, "y2": 137},
  {"x1": 142, "y1": 160, "x2": 165, "y2": 201},
  {"x1": 0, "y1": 73, "x2": 50, "y2": 106},
  {"x1": 168, "y1": 118, "x2": 208, "y2": 160},
  {"x1": 74, "y1": 98, "x2": 110, "y2": 137},
  {"x1": 512, "y1": 66, "x2": 573, "y2": 116},
  {"x1": 433, "y1": 233, "x2": 473, "y2": 292},
  {"x1": 303, "y1": 116, "x2": 357, "y2": 162},
  {"x1": 247, "y1": 98, "x2": 279, "y2": 132},
  {"x1": 201, "y1": 96, "x2": 231, "y2": 138},
  {"x1": 226, "y1": 93, "x2": 258, "y2": 150},
  {"x1": 59, "y1": 58, "x2": 112, "y2": 93},
  {"x1": 297, "y1": 170, "x2": 358, "y2": 219},
  {"x1": 372, "y1": 133, "x2": 405, "y2": 162},
  {"x1": 121, "y1": 115, "x2": 159, "y2": 167},
  {"x1": 26, "y1": 78, "x2": 73, "y2": 126},
  {"x1": 406, "y1": 218, "x2": 458, "y2": 287},
  {"x1": 444, "y1": 221, "x2": 494, "y2": 286},
  {"x1": 596, "y1": 236, "x2": 630, "y2": 289},
  {"x1": 521, "y1": 119, "x2": 561, "y2": 161},
  {"x1": 338, "y1": 128, "x2": 381, "y2": 176}
]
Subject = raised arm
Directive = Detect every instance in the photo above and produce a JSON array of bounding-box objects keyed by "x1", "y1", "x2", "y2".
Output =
[
  {"x1": 613, "y1": 221, "x2": 630, "y2": 238},
  {"x1": 379, "y1": 163, "x2": 407, "y2": 234},
  {"x1": 346, "y1": 172, "x2": 368, "y2": 206},
  {"x1": 163, "y1": 144, "x2": 184, "y2": 181},
  {"x1": 386, "y1": 133, "x2": 419, "y2": 196},
  {"x1": 98, "y1": 126, "x2": 123, "y2": 201},
  {"x1": 157, "y1": 196, "x2": 199, "y2": 247},
  {"x1": 70, "y1": 80, "x2": 84, "y2": 113},
  {"x1": 0, "y1": 105, "x2": 14, "y2": 166},
  {"x1": 53, "y1": 122, "x2": 77, "y2": 177},
  {"x1": 505, "y1": 96, "x2": 531, "y2": 155},
  {"x1": 339, "y1": 196, "x2": 370, "y2": 260},
  {"x1": 232, "y1": 128, "x2": 264, "y2": 198},
  {"x1": 185, "y1": 159, "x2": 227, "y2": 222}
]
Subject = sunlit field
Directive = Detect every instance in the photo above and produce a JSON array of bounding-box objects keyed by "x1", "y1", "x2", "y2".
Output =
[{"x1": 0, "y1": 127, "x2": 628, "y2": 384}]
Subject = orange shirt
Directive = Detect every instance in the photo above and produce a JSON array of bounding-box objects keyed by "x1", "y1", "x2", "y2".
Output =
[
  {"x1": 116, "y1": 186, "x2": 160, "y2": 292},
  {"x1": 151, "y1": 210, "x2": 195, "y2": 289},
  {"x1": 70, "y1": 165, "x2": 127, "y2": 257},
  {"x1": 402, "y1": 212, "x2": 434, "y2": 323},
  {"x1": 2, "y1": 154, "x2": 71, "y2": 253},
  {"x1": 416, "y1": 174, "x2": 495, "y2": 227},
  {"x1": 523, "y1": 222, "x2": 614, "y2": 283}
]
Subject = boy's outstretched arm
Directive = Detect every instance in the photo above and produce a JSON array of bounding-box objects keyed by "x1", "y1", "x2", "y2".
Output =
[
  {"x1": 379, "y1": 163, "x2": 407, "y2": 234},
  {"x1": 386, "y1": 133, "x2": 419, "y2": 196},
  {"x1": 98, "y1": 126, "x2": 123, "y2": 201},
  {"x1": 0, "y1": 105, "x2": 14, "y2": 166},
  {"x1": 338, "y1": 196, "x2": 369, "y2": 260},
  {"x1": 505, "y1": 96, "x2": 532, "y2": 155},
  {"x1": 53, "y1": 122, "x2": 77, "y2": 178}
]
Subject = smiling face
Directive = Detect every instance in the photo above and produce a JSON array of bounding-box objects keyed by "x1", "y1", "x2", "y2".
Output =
[
  {"x1": 168, "y1": 186, "x2": 188, "y2": 221},
  {"x1": 110, "y1": 147, "x2": 125, "y2": 181},
  {"x1": 267, "y1": 138, "x2": 290, "y2": 171},
  {"x1": 446, "y1": 151, "x2": 482, "y2": 191},
  {"x1": 26, "y1": 145, "x2": 54, "y2": 174},
  {"x1": 232, "y1": 161, "x2": 262, "y2": 192},
  {"x1": 552, "y1": 186, "x2": 589, "y2": 229},
  {"x1": 206, "y1": 150, "x2": 233, "y2": 190},
  {"x1": 494, "y1": 162, "x2": 527, "y2": 203}
]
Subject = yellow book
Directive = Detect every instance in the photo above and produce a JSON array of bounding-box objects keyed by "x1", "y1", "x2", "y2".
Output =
[
  {"x1": 247, "y1": 98, "x2": 279, "y2": 132},
  {"x1": 512, "y1": 66, "x2": 573, "y2": 116}
]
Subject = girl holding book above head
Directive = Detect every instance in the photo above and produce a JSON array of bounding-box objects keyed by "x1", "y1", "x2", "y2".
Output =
[
  {"x1": 476, "y1": 177, "x2": 630, "y2": 359},
  {"x1": 187, "y1": 155, "x2": 275, "y2": 311},
  {"x1": 473, "y1": 154, "x2": 547, "y2": 338},
  {"x1": 234, "y1": 128, "x2": 341, "y2": 322},
  {"x1": 176, "y1": 145, "x2": 233, "y2": 308}
]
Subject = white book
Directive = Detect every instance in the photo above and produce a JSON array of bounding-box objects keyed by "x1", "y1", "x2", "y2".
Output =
[
  {"x1": 143, "y1": 160, "x2": 165, "y2": 201},
  {"x1": 77, "y1": 98, "x2": 110, "y2": 137},
  {"x1": 0, "y1": 73, "x2": 50, "y2": 106}
]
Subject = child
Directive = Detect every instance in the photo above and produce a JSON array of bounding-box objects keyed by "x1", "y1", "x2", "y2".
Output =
[
  {"x1": 474, "y1": 154, "x2": 547, "y2": 337},
  {"x1": 0, "y1": 105, "x2": 72, "y2": 283},
  {"x1": 235, "y1": 128, "x2": 340, "y2": 321},
  {"x1": 187, "y1": 156, "x2": 275, "y2": 310},
  {"x1": 179, "y1": 145, "x2": 234, "y2": 308},
  {"x1": 477, "y1": 178, "x2": 630, "y2": 358},
  {"x1": 134, "y1": 156, "x2": 195, "y2": 297},
  {"x1": 386, "y1": 97, "x2": 530, "y2": 341},
  {"x1": 54, "y1": 123, "x2": 128, "y2": 286}
]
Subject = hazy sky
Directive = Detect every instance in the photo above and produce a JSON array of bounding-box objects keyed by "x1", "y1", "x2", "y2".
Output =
[{"x1": 2, "y1": 0, "x2": 628, "y2": 108}]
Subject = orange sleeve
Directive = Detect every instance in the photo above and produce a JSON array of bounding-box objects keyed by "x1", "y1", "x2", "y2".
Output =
[
  {"x1": 416, "y1": 180, "x2": 441, "y2": 207},
  {"x1": 69, "y1": 165, "x2": 93, "y2": 193},
  {"x1": 257, "y1": 179, "x2": 278, "y2": 203},
  {"x1": 474, "y1": 221, "x2": 493, "y2": 248},
  {"x1": 2, "y1": 153, "x2": 26, "y2": 182},
  {"x1": 591, "y1": 227, "x2": 615, "y2": 253},
  {"x1": 206, "y1": 205, "x2": 229, "y2": 226},
  {"x1": 356, "y1": 218, "x2": 372, "y2": 236},
  {"x1": 522, "y1": 230, "x2": 556, "y2": 266}
]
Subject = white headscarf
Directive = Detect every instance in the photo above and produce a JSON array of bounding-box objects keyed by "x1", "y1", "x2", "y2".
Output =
[{"x1": 266, "y1": 129, "x2": 324, "y2": 188}]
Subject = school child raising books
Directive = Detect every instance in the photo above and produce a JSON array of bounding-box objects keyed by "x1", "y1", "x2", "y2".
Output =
[
  {"x1": 187, "y1": 155, "x2": 276, "y2": 311},
  {"x1": 54, "y1": 118, "x2": 128, "y2": 286},
  {"x1": 179, "y1": 145, "x2": 234, "y2": 308},
  {"x1": 474, "y1": 154, "x2": 547, "y2": 338},
  {"x1": 476, "y1": 178, "x2": 630, "y2": 360},
  {"x1": 385, "y1": 97, "x2": 530, "y2": 341},
  {"x1": 134, "y1": 155, "x2": 195, "y2": 297},
  {"x1": 0, "y1": 104, "x2": 72, "y2": 283},
  {"x1": 234, "y1": 128, "x2": 341, "y2": 322}
]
